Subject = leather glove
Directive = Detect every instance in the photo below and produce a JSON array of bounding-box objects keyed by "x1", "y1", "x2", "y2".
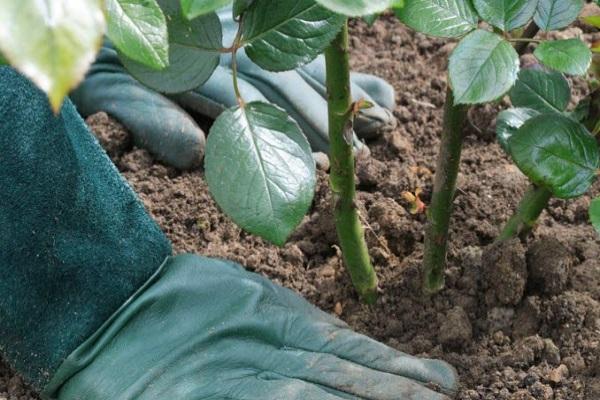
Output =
[
  {"x1": 71, "y1": 6, "x2": 396, "y2": 170},
  {"x1": 0, "y1": 67, "x2": 454, "y2": 400}
]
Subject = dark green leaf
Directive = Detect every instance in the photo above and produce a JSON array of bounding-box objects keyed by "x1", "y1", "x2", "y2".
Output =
[
  {"x1": 449, "y1": 30, "x2": 519, "y2": 104},
  {"x1": 591, "y1": 197, "x2": 600, "y2": 234},
  {"x1": 570, "y1": 97, "x2": 590, "y2": 122},
  {"x1": 205, "y1": 102, "x2": 316, "y2": 245},
  {"x1": 0, "y1": 53, "x2": 6, "y2": 65},
  {"x1": 0, "y1": 0, "x2": 106, "y2": 111},
  {"x1": 181, "y1": 0, "x2": 232, "y2": 19},
  {"x1": 121, "y1": 0, "x2": 222, "y2": 94},
  {"x1": 534, "y1": 39, "x2": 591, "y2": 76},
  {"x1": 509, "y1": 68, "x2": 571, "y2": 113},
  {"x1": 473, "y1": 0, "x2": 537, "y2": 31},
  {"x1": 394, "y1": 0, "x2": 478, "y2": 38},
  {"x1": 233, "y1": 0, "x2": 254, "y2": 17},
  {"x1": 534, "y1": 0, "x2": 584, "y2": 31},
  {"x1": 242, "y1": 0, "x2": 345, "y2": 71},
  {"x1": 315, "y1": 0, "x2": 395, "y2": 16},
  {"x1": 509, "y1": 114, "x2": 599, "y2": 198},
  {"x1": 105, "y1": 0, "x2": 169, "y2": 70},
  {"x1": 496, "y1": 107, "x2": 540, "y2": 152},
  {"x1": 363, "y1": 14, "x2": 380, "y2": 26}
]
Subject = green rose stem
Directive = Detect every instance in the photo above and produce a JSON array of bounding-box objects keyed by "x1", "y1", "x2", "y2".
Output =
[
  {"x1": 497, "y1": 185, "x2": 553, "y2": 241},
  {"x1": 325, "y1": 20, "x2": 378, "y2": 303},
  {"x1": 422, "y1": 88, "x2": 468, "y2": 294},
  {"x1": 497, "y1": 75, "x2": 600, "y2": 243},
  {"x1": 422, "y1": 23, "x2": 540, "y2": 294}
]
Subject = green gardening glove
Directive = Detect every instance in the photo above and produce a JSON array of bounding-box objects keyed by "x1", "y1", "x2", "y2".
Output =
[
  {"x1": 1, "y1": 68, "x2": 454, "y2": 399},
  {"x1": 71, "y1": 7, "x2": 396, "y2": 170}
]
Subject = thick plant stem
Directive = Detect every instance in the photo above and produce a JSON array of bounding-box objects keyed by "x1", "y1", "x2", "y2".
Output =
[
  {"x1": 325, "y1": 21, "x2": 378, "y2": 303},
  {"x1": 422, "y1": 89, "x2": 468, "y2": 294},
  {"x1": 497, "y1": 185, "x2": 553, "y2": 241},
  {"x1": 422, "y1": 27, "x2": 540, "y2": 294}
]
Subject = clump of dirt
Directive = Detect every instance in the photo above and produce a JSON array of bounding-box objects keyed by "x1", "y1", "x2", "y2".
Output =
[{"x1": 2, "y1": 16, "x2": 599, "y2": 400}]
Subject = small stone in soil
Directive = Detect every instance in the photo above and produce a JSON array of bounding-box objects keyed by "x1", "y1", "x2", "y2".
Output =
[
  {"x1": 438, "y1": 306, "x2": 472, "y2": 350},
  {"x1": 526, "y1": 238, "x2": 571, "y2": 295},
  {"x1": 482, "y1": 239, "x2": 527, "y2": 307}
]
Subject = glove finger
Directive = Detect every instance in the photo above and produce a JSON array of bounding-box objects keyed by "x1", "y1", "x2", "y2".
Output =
[
  {"x1": 298, "y1": 57, "x2": 396, "y2": 139},
  {"x1": 71, "y1": 71, "x2": 205, "y2": 170},
  {"x1": 227, "y1": 372, "x2": 356, "y2": 400},
  {"x1": 287, "y1": 323, "x2": 457, "y2": 396},
  {"x1": 298, "y1": 57, "x2": 395, "y2": 110},
  {"x1": 271, "y1": 348, "x2": 451, "y2": 400},
  {"x1": 350, "y1": 72, "x2": 396, "y2": 111},
  {"x1": 234, "y1": 52, "x2": 331, "y2": 152},
  {"x1": 171, "y1": 65, "x2": 268, "y2": 120}
]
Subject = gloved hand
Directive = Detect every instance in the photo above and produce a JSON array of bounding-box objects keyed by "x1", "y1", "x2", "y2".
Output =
[
  {"x1": 70, "y1": 7, "x2": 396, "y2": 170},
  {"x1": 1, "y1": 67, "x2": 454, "y2": 400},
  {"x1": 48, "y1": 254, "x2": 457, "y2": 400}
]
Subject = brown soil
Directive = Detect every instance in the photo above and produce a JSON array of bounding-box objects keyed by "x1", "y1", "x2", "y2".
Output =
[{"x1": 2, "y1": 16, "x2": 599, "y2": 400}]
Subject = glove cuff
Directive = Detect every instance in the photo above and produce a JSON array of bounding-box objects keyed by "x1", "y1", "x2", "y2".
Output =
[{"x1": 0, "y1": 68, "x2": 172, "y2": 389}]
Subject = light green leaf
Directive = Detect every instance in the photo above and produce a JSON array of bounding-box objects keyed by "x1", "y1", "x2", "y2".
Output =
[
  {"x1": 509, "y1": 68, "x2": 571, "y2": 114},
  {"x1": 394, "y1": 0, "x2": 478, "y2": 38},
  {"x1": 205, "y1": 102, "x2": 316, "y2": 245},
  {"x1": 496, "y1": 107, "x2": 540, "y2": 152},
  {"x1": 582, "y1": 15, "x2": 600, "y2": 29},
  {"x1": 181, "y1": 0, "x2": 232, "y2": 19},
  {"x1": 534, "y1": 0, "x2": 584, "y2": 31},
  {"x1": 315, "y1": 0, "x2": 395, "y2": 16},
  {"x1": 120, "y1": 0, "x2": 222, "y2": 94},
  {"x1": 242, "y1": 0, "x2": 345, "y2": 71},
  {"x1": 509, "y1": 114, "x2": 599, "y2": 198},
  {"x1": 534, "y1": 39, "x2": 591, "y2": 76},
  {"x1": 473, "y1": 0, "x2": 537, "y2": 31},
  {"x1": 105, "y1": 0, "x2": 169, "y2": 70},
  {"x1": 591, "y1": 198, "x2": 600, "y2": 234},
  {"x1": 449, "y1": 30, "x2": 519, "y2": 104},
  {"x1": 0, "y1": 0, "x2": 106, "y2": 112}
]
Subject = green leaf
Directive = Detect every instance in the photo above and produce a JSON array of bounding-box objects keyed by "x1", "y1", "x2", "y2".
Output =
[
  {"x1": 571, "y1": 96, "x2": 590, "y2": 122},
  {"x1": 394, "y1": 0, "x2": 478, "y2": 38},
  {"x1": 241, "y1": 0, "x2": 345, "y2": 72},
  {"x1": 233, "y1": 0, "x2": 254, "y2": 17},
  {"x1": 315, "y1": 0, "x2": 395, "y2": 16},
  {"x1": 534, "y1": 0, "x2": 584, "y2": 31},
  {"x1": 120, "y1": 0, "x2": 222, "y2": 94},
  {"x1": 105, "y1": 0, "x2": 169, "y2": 70},
  {"x1": 509, "y1": 114, "x2": 599, "y2": 198},
  {"x1": 0, "y1": 53, "x2": 6, "y2": 65},
  {"x1": 496, "y1": 107, "x2": 540, "y2": 152},
  {"x1": 473, "y1": 0, "x2": 537, "y2": 31},
  {"x1": 582, "y1": 15, "x2": 600, "y2": 29},
  {"x1": 363, "y1": 14, "x2": 380, "y2": 26},
  {"x1": 534, "y1": 39, "x2": 592, "y2": 76},
  {"x1": 205, "y1": 102, "x2": 316, "y2": 245},
  {"x1": 0, "y1": 0, "x2": 106, "y2": 112},
  {"x1": 591, "y1": 198, "x2": 600, "y2": 234},
  {"x1": 449, "y1": 30, "x2": 519, "y2": 104},
  {"x1": 509, "y1": 68, "x2": 571, "y2": 114},
  {"x1": 181, "y1": 0, "x2": 232, "y2": 19}
]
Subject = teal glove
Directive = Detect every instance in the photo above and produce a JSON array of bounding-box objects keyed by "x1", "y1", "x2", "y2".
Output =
[
  {"x1": 47, "y1": 254, "x2": 457, "y2": 400},
  {"x1": 1, "y1": 68, "x2": 454, "y2": 399},
  {"x1": 71, "y1": 8, "x2": 395, "y2": 169}
]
